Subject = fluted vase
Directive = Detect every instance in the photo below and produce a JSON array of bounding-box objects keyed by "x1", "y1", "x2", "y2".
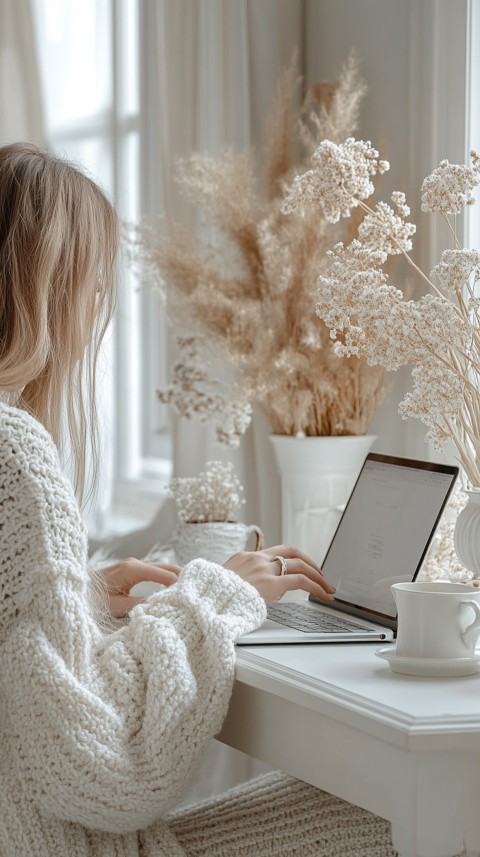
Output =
[{"x1": 453, "y1": 489, "x2": 480, "y2": 577}]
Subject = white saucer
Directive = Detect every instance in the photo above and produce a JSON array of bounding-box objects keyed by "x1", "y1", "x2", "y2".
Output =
[{"x1": 375, "y1": 646, "x2": 480, "y2": 677}]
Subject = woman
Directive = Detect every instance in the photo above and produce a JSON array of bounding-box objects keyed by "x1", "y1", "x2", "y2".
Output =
[{"x1": 0, "y1": 143, "x2": 394, "y2": 856}]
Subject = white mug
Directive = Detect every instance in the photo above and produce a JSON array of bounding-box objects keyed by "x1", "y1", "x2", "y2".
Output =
[{"x1": 392, "y1": 581, "x2": 480, "y2": 659}]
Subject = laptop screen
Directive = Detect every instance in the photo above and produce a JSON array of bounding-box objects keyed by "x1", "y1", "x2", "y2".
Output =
[{"x1": 319, "y1": 454, "x2": 459, "y2": 621}]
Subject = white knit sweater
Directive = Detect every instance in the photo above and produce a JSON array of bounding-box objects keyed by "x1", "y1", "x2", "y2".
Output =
[{"x1": 0, "y1": 403, "x2": 266, "y2": 857}]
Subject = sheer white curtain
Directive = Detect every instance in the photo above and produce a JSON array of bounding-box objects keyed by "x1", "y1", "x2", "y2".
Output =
[
  {"x1": 126, "y1": 0, "x2": 304, "y2": 557},
  {"x1": 140, "y1": 0, "x2": 305, "y2": 801},
  {"x1": 0, "y1": 0, "x2": 44, "y2": 145}
]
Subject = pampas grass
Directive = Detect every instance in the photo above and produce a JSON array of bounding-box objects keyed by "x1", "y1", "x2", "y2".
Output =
[{"x1": 130, "y1": 52, "x2": 386, "y2": 444}]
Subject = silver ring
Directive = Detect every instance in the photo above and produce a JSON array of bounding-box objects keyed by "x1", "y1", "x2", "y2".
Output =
[{"x1": 272, "y1": 555, "x2": 288, "y2": 576}]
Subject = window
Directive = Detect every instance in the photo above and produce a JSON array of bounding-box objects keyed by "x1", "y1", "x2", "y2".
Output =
[{"x1": 32, "y1": 0, "x2": 172, "y2": 534}]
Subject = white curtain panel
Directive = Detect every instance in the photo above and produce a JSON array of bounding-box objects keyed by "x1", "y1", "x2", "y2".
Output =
[
  {"x1": 0, "y1": 0, "x2": 44, "y2": 145},
  {"x1": 143, "y1": 0, "x2": 306, "y2": 801},
  {"x1": 146, "y1": 0, "x2": 305, "y2": 530}
]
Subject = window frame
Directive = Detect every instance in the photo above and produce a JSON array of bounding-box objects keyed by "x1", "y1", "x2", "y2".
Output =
[{"x1": 32, "y1": 0, "x2": 172, "y2": 535}]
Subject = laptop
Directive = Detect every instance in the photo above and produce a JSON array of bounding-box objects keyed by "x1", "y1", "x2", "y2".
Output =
[{"x1": 236, "y1": 453, "x2": 459, "y2": 645}]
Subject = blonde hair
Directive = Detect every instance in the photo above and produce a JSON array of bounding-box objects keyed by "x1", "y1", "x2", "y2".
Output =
[{"x1": 0, "y1": 142, "x2": 119, "y2": 504}]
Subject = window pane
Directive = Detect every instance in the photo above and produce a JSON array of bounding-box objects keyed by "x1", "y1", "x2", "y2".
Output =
[
  {"x1": 52, "y1": 136, "x2": 113, "y2": 198},
  {"x1": 141, "y1": 293, "x2": 171, "y2": 458},
  {"x1": 32, "y1": 0, "x2": 112, "y2": 132},
  {"x1": 117, "y1": 130, "x2": 140, "y2": 217},
  {"x1": 119, "y1": 0, "x2": 140, "y2": 117}
]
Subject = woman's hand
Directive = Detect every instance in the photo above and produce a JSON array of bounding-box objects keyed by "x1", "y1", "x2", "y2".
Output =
[
  {"x1": 223, "y1": 544, "x2": 336, "y2": 603},
  {"x1": 98, "y1": 558, "x2": 182, "y2": 617}
]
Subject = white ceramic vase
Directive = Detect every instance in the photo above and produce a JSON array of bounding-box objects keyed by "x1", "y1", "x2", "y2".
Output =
[
  {"x1": 453, "y1": 489, "x2": 480, "y2": 576},
  {"x1": 171, "y1": 521, "x2": 264, "y2": 567},
  {"x1": 269, "y1": 434, "x2": 376, "y2": 564}
]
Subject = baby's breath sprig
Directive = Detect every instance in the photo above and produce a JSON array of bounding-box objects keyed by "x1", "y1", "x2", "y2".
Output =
[
  {"x1": 168, "y1": 461, "x2": 245, "y2": 523},
  {"x1": 285, "y1": 138, "x2": 480, "y2": 486}
]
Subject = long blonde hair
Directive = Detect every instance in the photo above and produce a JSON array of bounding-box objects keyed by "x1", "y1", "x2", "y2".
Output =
[{"x1": 0, "y1": 142, "x2": 119, "y2": 504}]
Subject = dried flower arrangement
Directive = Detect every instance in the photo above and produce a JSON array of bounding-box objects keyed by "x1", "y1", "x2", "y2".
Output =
[
  {"x1": 131, "y1": 54, "x2": 387, "y2": 445},
  {"x1": 283, "y1": 138, "x2": 480, "y2": 486},
  {"x1": 167, "y1": 460, "x2": 245, "y2": 523}
]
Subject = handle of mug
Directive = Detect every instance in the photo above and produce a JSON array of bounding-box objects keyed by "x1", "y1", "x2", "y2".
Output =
[
  {"x1": 247, "y1": 524, "x2": 264, "y2": 551},
  {"x1": 460, "y1": 600, "x2": 480, "y2": 649}
]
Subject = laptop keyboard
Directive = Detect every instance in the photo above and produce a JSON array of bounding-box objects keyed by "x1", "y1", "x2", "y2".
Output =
[{"x1": 267, "y1": 603, "x2": 365, "y2": 633}]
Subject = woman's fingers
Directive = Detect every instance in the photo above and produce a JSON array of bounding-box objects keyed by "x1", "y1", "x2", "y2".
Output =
[
  {"x1": 98, "y1": 559, "x2": 182, "y2": 617},
  {"x1": 224, "y1": 547, "x2": 336, "y2": 604},
  {"x1": 109, "y1": 594, "x2": 145, "y2": 618},
  {"x1": 121, "y1": 558, "x2": 181, "y2": 582},
  {"x1": 134, "y1": 563, "x2": 181, "y2": 585},
  {"x1": 101, "y1": 558, "x2": 181, "y2": 595},
  {"x1": 264, "y1": 544, "x2": 323, "y2": 574},
  {"x1": 277, "y1": 573, "x2": 335, "y2": 602},
  {"x1": 152, "y1": 562, "x2": 182, "y2": 575},
  {"x1": 265, "y1": 548, "x2": 335, "y2": 594}
]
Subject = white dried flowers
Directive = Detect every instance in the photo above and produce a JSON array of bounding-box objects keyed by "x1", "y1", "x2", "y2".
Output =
[
  {"x1": 168, "y1": 460, "x2": 245, "y2": 523},
  {"x1": 157, "y1": 338, "x2": 252, "y2": 447},
  {"x1": 421, "y1": 153, "x2": 480, "y2": 214},
  {"x1": 282, "y1": 137, "x2": 389, "y2": 223},
  {"x1": 285, "y1": 139, "x2": 480, "y2": 486}
]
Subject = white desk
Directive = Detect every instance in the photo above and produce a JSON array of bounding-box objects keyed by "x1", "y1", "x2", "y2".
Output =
[{"x1": 218, "y1": 642, "x2": 480, "y2": 857}]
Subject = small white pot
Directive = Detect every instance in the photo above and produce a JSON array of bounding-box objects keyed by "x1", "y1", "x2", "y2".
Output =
[{"x1": 172, "y1": 521, "x2": 264, "y2": 567}]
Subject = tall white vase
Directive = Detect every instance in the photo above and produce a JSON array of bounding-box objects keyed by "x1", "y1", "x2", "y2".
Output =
[
  {"x1": 269, "y1": 434, "x2": 376, "y2": 565},
  {"x1": 453, "y1": 489, "x2": 480, "y2": 576},
  {"x1": 251, "y1": 408, "x2": 282, "y2": 547}
]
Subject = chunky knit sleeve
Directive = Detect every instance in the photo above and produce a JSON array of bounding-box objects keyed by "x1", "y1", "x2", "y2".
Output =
[{"x1": 0, "y1": 406, "x2": 266, "y2": 834}]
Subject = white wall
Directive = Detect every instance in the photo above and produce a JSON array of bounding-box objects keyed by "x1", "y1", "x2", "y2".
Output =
[{"x1": 306, "y1": 0, "x2": 412, "y2": 199}]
